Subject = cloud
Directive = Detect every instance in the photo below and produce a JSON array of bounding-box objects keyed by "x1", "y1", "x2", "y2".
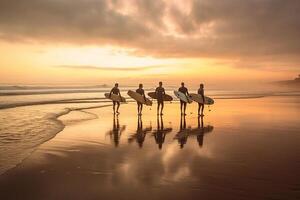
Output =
[
  {"x1": 0, "y1": 0, "x2": 300, "y2": 63},
  {"x1": 55, "y1": 64, "x2": 169, "y2": 71}
]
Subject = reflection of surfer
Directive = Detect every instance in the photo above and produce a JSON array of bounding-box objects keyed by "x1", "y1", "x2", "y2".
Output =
[
  {"x1": 108, "y1": 115, "x2": 126, "y2": 147},
  {"x1": 153, "y1": 115, "x2": 168, "y2": 150},
  {"x1": 128, "y1": 115, "x2": 152, "y2": 148},
  {"x1": 192, "y1": 115, "x2": 213, "y2": 148},
  {"x1": 197, "y1": 115, "x2": 204, "y2": 147},
  {"x1": 178, "y1": 115, "x2": 188, "y2": 148},
  {"x1": 178, "y1": 82, "x2": 190, "y2": 116},
  {"x1": 136, "y1": 84, "x2": 146, "y2": 115}
]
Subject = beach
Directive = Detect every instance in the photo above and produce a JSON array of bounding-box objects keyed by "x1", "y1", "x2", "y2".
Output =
[{"x1": 0, "y1": 96, "x2": 300, "y2": 200}]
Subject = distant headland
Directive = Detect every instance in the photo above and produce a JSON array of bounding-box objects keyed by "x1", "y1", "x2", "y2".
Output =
[{"x1": 275, "y1": 74, "x2": 300, "y2": 87}]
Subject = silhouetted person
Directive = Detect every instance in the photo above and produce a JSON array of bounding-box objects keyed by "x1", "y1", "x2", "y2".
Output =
[
  {"x1": 198, "y1": 83, "x2": 205, "y2": 116},
  {"x1": 108, "y1": 115, "x2": 126, "y2": 147},
  {"x1": 154, "y1": 115, "x2": 166, "y2": 150},
  {"x1": 136, "y1": 83, "x2": 146, "y2": 115},
  {"x1": 155, "y1": 81, "x2": 165, "y2": 115},
  {"x1": 178, "y1": 82, "x2": 190, "y2": 115},
  {"x1": 109, "y1": 83, "x2": 121, "y2": 115}
]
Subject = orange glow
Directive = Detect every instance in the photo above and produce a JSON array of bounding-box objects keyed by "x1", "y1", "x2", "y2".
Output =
[{"x1": 0, "y1": 41, "x2": 297, "y2": 86}]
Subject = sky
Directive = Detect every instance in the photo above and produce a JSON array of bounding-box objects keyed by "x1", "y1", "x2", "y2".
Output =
[{"x1": 0, "y1": 0, "x2": 299, "y2": 87}]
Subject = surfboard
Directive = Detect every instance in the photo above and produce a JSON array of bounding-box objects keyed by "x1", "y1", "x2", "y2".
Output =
[
  {"x1": 127, "y1": 90, "x2": 152, "y2": 106},
  {"x1": 104, "y1": 93, "x2": 126, "y2": 102},
  {"x1": 147, "y1": 92, "x2": 173, "y2": 101},
  {"x1": 174, "y1": 91, "x2": 193, "y2": 103},
  {"x1": 189, "y1": 93, "x2": 214, "y2": 105}
]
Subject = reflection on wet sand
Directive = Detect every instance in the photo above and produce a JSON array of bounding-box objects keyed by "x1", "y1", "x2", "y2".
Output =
[
  {"x1": 174, "y1": 115, "x2": 214, "y2": 148},
  {"x1": 106, "y1": 115, "x2": 126, "y2": 147},
  {"x1": 174, "y1": 115, "x2": 189, "y2": 148},
  {"x1": 192, "y1": 116, "x2": 214, "y2": 148},
  {"x1": 152, "y1": 115, "x2": 172, "y2": 150},
  {"x1": 128, "y1": 116, "x2": 152, "y2": 148}
]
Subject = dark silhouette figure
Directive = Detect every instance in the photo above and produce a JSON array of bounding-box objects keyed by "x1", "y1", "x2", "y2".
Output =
[
  {"x1": 198, "y1": 83, "x2": 205, "y2": 116},
  {"x1": 174, "y1": 115, "x2": 189, "y2": 149},
  {"x1": 155, "y1": 81, "x2": 165, "y2": 115},
  {"x1": 178, "y1": 82, "x2": 190, "y2": 115},
  {"x1": 136, "y1": 83, "x2": 146, "y2": 115},
  {"x1": 109, "y1": 83, "x2": 121, "y2": 115},
  {"x1": 107, "y1": 115, "x2": 126, "y2": 147},
  {"x1": 128, "y1": 115, "x2": 152, "y2": 148},
  {"x1": 153, "y1": 115, "x2": 172, "y2": 150}
]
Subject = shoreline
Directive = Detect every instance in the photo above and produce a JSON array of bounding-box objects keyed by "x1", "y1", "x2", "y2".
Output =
[{"x1": 0, "y1": 104, "x2": 113, "y2": 176}]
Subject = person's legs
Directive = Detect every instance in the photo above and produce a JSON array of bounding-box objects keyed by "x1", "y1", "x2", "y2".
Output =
[
  {"x1": 180, "y1": 101, "x2": 183, "y2": 114},
  {"x1": 183, "y1": 102, "x2": 187, "y2": 115},
  {"x1": 137, "y1": 103, "x2": 140, "y2": 114},
  {"x1": 140, "y1": 104, "x2": 143, "y2": 114},
  {"x1": 116, "y1": 102, "x2": 120, "y2": 114},
  {"x1": 201, "y1": 103, "x2": 204, "y2": 115},
  {"x1": 157, "y1": 102, "x2": 161, "y2": 115},
  {"x1": 113, "y1": 101, "x2": 116, "y2": 114},
  {"x1": 198, "y1": 103, "x2": 200, "y2": 115},
  {"x1": 160, "y1": 101, "x2": 164, "y2": 115}
]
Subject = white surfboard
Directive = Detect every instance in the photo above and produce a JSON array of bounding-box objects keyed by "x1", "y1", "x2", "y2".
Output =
[
  {"x1": 127, "y1": 90, "x2": 152, "y2": 106},
  {"x1": 104, "y1": 93, "x2": 126, "y2": 102},
  {"x1": 189, "y1": 93, "x2": 214, "y2": 105},
  {"x1": 174, "y1": 91, "x2": 193, "y2": 103}
]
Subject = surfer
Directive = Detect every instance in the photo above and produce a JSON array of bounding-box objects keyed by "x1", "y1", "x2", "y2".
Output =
[
  {"x1": 178, "y1": 82, "x2": 190, "y2": 115},
  {"x1": 198, "y1": 83, "x2": 205, "y2": 116},
  {"x1": 109, "y1": 83, "x2": 121, "y2": 115},
  {"x1": 136, "y1": 83, "x2": 146, "y2": 115},
  {"x1": 155, "y1": 81, "x2": 165, "y2": 115}
]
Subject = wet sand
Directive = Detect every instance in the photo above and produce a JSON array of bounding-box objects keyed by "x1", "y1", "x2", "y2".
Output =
[{"x1": 1, "y1": 97, "x2": 300, "y2": 200}]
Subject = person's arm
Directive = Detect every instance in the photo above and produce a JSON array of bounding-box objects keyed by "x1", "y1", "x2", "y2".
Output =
[
  {"x1": 109, "y1": 88, "x2": 113, "y2": 98},
  {"x1": 118, "y1": 89, "x2": 121, "y2": 97},
  {"x1": 163, "y1": 88, "x2": 165, "y2": 95},
  {"x1": 201, "y1": 89, "x2": 205, "y2": 102},
  {"x1": 142, "y1": 90, "x2": 146, "y2": 101},
  {"x1": 186, "y1": 89, "x2": 190, "y2": 97}
]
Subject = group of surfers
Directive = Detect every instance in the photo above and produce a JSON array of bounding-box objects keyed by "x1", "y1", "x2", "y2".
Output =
[{"x1": 109, "y1": 82, "x2": 205, "y2": 116}]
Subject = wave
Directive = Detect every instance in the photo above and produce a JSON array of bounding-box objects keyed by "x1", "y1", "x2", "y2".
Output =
[
  {"x1": 0, "y1": 97, "x2": 107, "y2": 110},
  {"x1": 1, "y1": 91, "x2": 300, "y2": 110},
  {"x1": 0, "y1": 85, "x2": 111, "y2": 90},
  {"x1": 0, "y1": 102, "x2": 114, "y2": 175},
  {"x1": 0, "y1": 88, "x2": 160, "y2": 96}
]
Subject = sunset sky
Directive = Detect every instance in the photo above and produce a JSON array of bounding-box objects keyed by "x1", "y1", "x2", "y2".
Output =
[{"x1": 0, "y1": 0, "x2": 299, "y2": 87}]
